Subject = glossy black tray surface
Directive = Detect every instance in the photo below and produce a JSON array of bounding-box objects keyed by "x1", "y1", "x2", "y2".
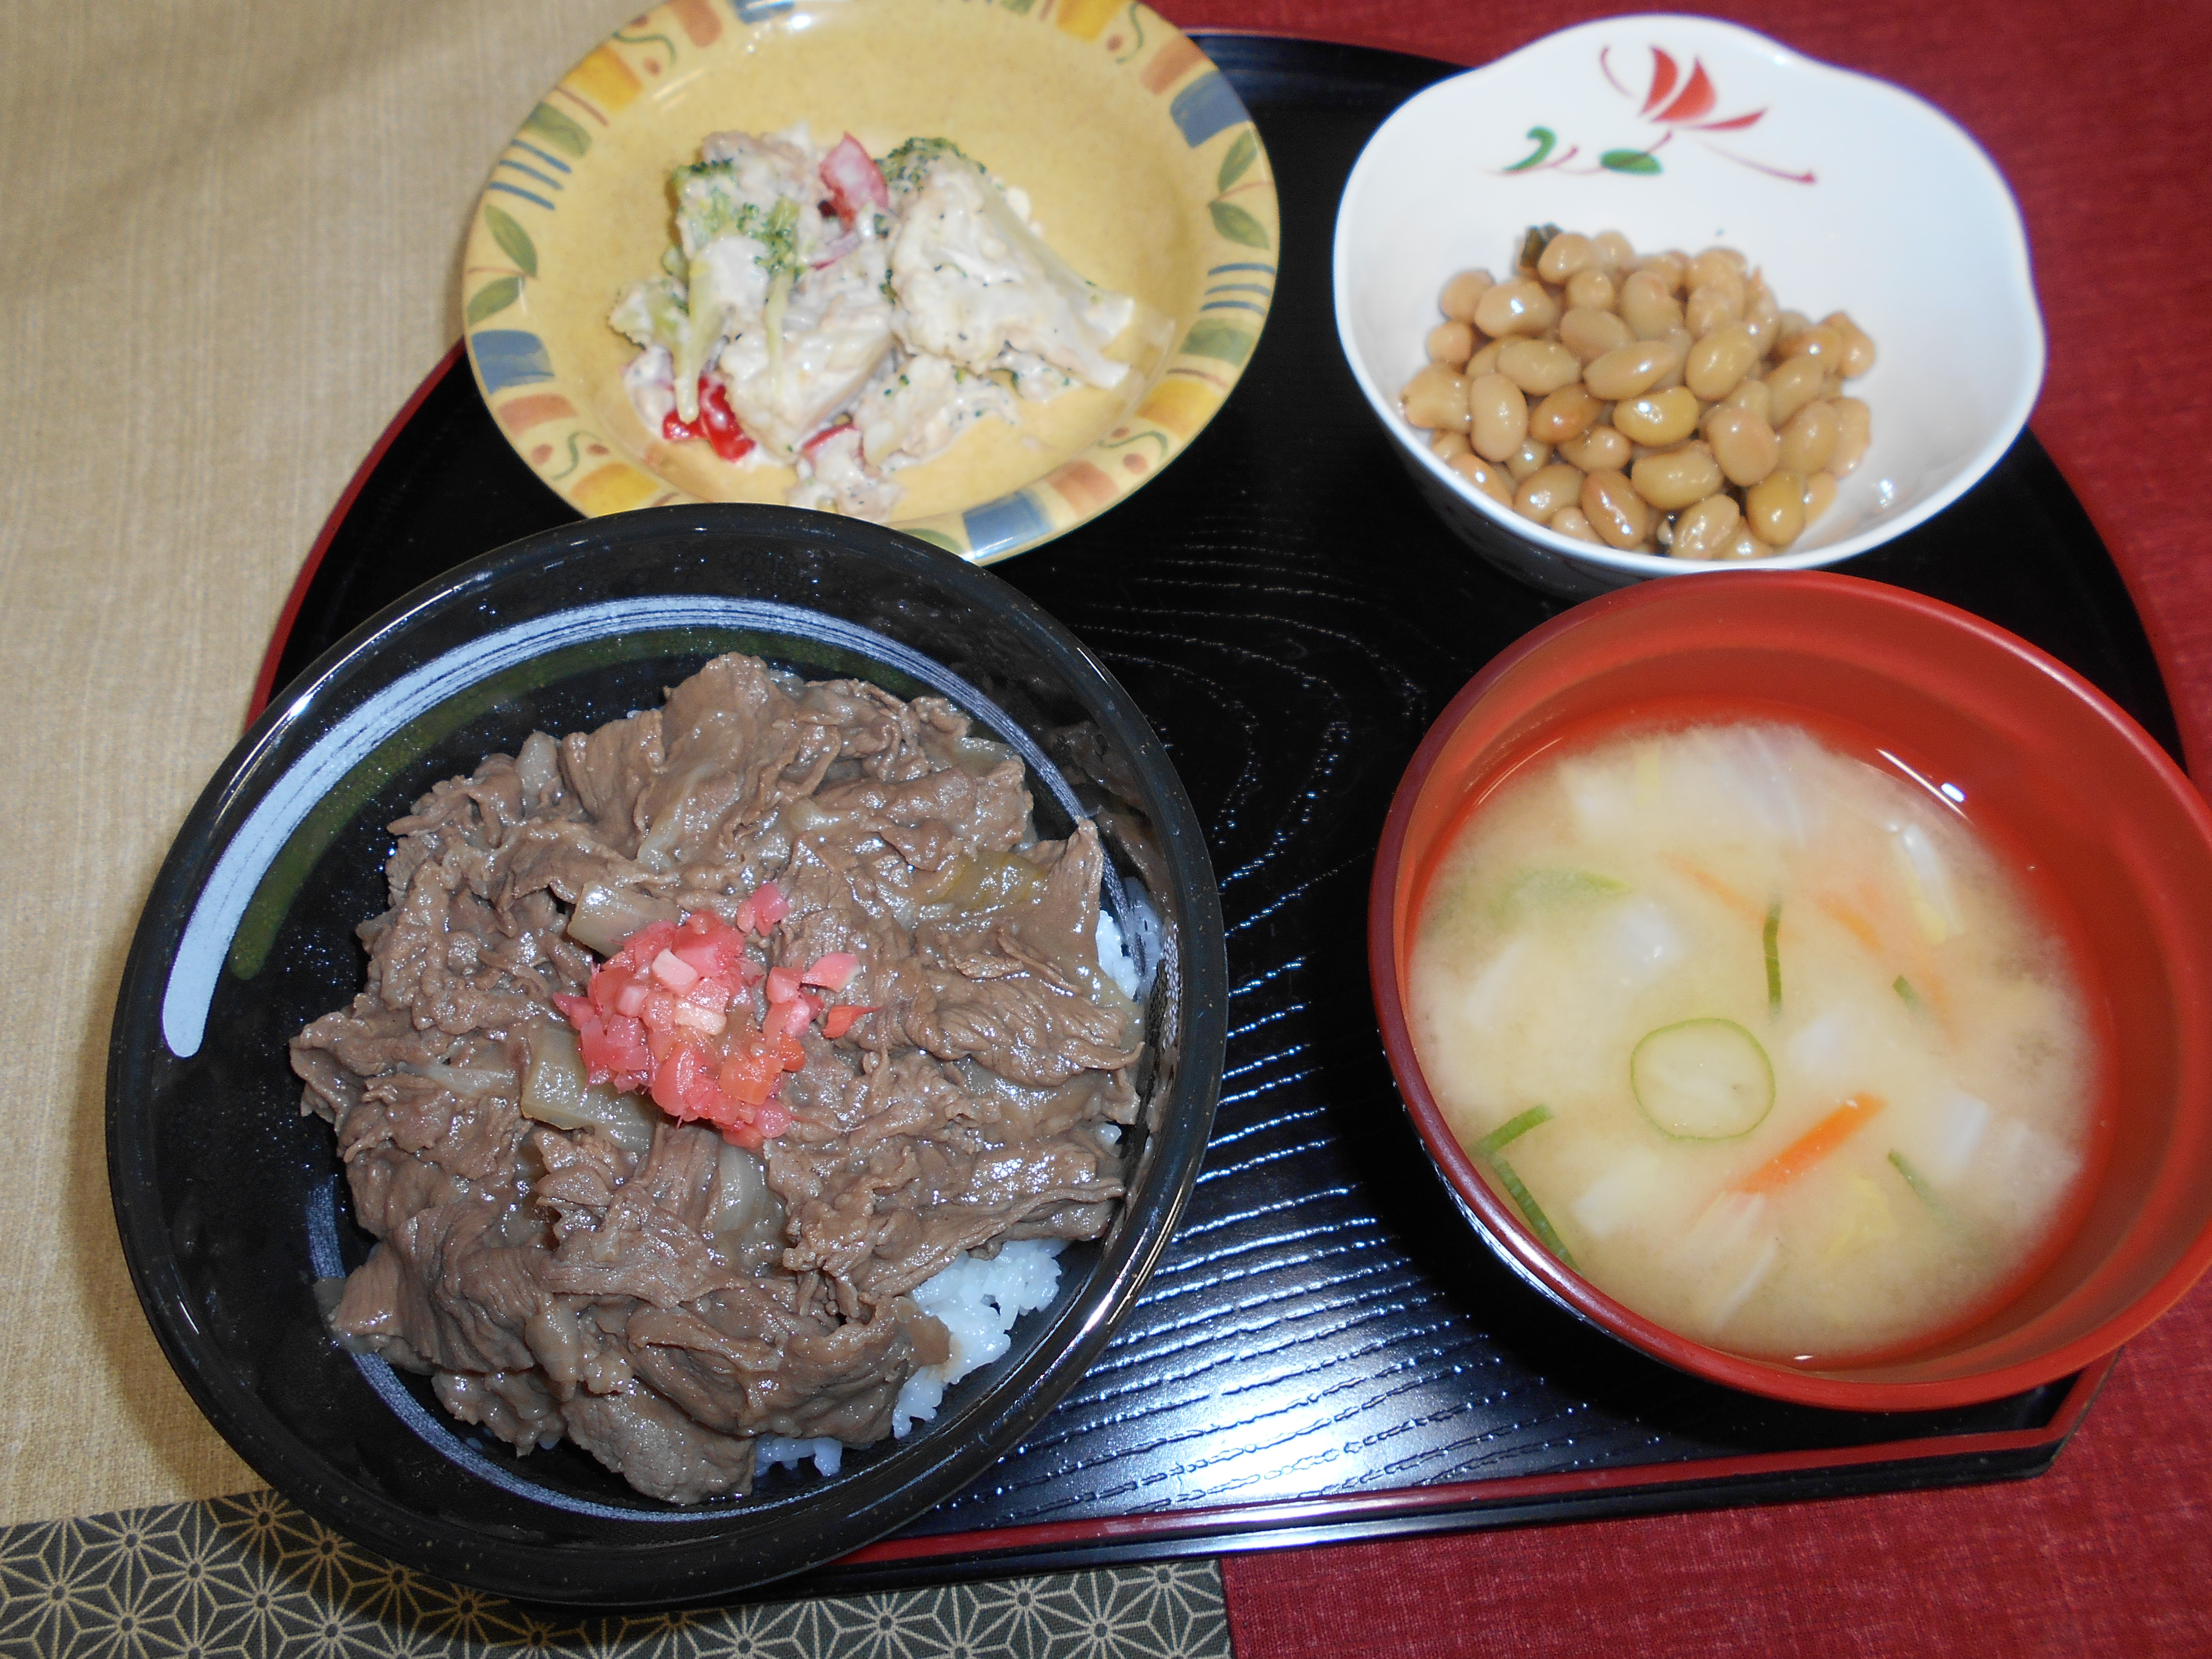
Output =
[{"x1": 263, "y1": 34, "x2": 2172, "y2": 1593}]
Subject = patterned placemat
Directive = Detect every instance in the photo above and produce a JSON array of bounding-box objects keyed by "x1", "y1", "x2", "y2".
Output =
[{"x1": 0, "y1": 1492, "x2": 1230, "y2": 1657}]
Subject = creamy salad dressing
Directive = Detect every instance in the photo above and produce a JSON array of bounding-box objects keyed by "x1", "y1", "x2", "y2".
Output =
[
  {"x1": 611, "y1": 123, "x2": 1137, "y2": 523},
  {"x1": 593, "y1": 367, "x2": 1137, "y2": 524}
]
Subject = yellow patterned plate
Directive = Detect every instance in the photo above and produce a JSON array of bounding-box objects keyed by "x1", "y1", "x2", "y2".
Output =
[{"x1": 461, "y1": 0, "x2": 1277, "y2": 562}]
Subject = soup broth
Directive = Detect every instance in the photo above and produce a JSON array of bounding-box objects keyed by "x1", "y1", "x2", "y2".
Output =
[{"x1": 1408, "y1": 718, "x2": 2103, "y2": 1364}]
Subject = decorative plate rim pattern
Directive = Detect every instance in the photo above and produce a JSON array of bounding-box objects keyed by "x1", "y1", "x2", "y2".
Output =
[{"x1": 460, "y1": 0, "x2": 1279, "y2": 563}]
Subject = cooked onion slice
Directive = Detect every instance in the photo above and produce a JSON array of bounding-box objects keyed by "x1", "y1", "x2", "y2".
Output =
[
  {"x1": 567, "y1": 884, "x2": 678, "y2": 955},
  {"x1": 521, "y1": 1018, "x2": 658, "y2": 1154}
]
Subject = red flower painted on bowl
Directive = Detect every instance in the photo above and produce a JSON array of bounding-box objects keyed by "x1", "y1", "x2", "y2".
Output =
[{"x1": 1504, "y1": 44, "x2": 1812, "y2": 183}]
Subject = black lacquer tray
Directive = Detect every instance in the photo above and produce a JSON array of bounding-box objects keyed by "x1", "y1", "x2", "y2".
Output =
[{"x1": 255, "y1": 34, "x2": 2171, "y2": 1595}]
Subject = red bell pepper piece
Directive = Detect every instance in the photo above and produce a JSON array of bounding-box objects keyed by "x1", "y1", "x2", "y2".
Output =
[{"x1": 820, "y1": 134, "x2": 890, "y2": 225}]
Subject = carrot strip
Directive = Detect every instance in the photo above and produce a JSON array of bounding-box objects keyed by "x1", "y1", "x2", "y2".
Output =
[
  {"x1": 1738, "y1": 1094, "x2": 1885, "y2": 1193},
  {"x1": 1815, "y1": 894, "x2": 1885, "y2": 956},
  {"x1": 1664, "y1": 855, "x2": 1763, "y2": 925},
  {"x1": 1908, "y1": 957, "x2": 1957, "y2": 1030},
  {"x1": 1814, "y1": 888, "x2": 1957, "y2": 1031}
]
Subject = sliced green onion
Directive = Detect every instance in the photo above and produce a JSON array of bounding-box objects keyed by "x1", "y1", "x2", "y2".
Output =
[
  {"x1": 1887, "y1": 1149, "x2": 1942, "y2": 1211},
  {"x1": 1889, "y1": 1149, "x2": 1991, "y2": 1258},
  {"x1": 1475, "y1": 1103, "x2": 1555, "y2": 1158},
  {"x1": 1630, "y1": 1018, "x2": 1776, "y2": 1140},
  {"x1": 1763, "y1": 901, "x2": 1783, "y2": 1015},
  {"x1": 1893, "y1": 975, "x2": 1920, "y2": 1010},
  {"x1": 1494, "y1": 1157, "x2": 1575, "y2": 1268},
  {"x1": 1473, "y1": 1106, "x2": 1572, "y2": 1266},
  {"x1": 1493, "y1": 868, "x2": 1627, "y2": 920}
]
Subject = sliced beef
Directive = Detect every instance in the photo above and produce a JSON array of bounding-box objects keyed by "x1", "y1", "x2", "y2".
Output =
[
  {"x1": 561, "y1": 1386, "x2": 758, "y2": 1503},
  {"x1": 434, "y1": 1368, "x2": 566, "y2": 1453},
  {"x1": 290, "y1": 652, "x2": 1140, "y2": 1503}
]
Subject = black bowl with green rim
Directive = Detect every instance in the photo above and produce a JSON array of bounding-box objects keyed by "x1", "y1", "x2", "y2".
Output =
[{"x1": 108, "y1": 504, "x2": 1225, "y2": 1605}]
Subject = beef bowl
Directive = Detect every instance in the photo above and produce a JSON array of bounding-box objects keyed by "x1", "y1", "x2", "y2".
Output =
[{"x1": 109, "y1": 505, "x2": 1224, "y2": 1605}]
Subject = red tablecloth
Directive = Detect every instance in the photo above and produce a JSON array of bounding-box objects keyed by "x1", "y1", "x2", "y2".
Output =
[{"x1": 1161, "y1": 1, "x2": 2212, "y2": 1651}]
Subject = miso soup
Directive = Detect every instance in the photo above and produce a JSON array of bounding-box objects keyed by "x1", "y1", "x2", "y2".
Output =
[{"x1": 1407, "y1": 718, "x2": 2105, "y2": 1364}]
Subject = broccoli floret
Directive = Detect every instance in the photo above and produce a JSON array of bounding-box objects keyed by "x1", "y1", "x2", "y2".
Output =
[
  {"x1": 672, "y1": 160, "x2": 754, "y2": 253},
  {"x1": 662, "y1": 169, "x2": 810, "y2": 420},
  {"x1": 880, "y1": 136, "x2": 980, "y2": 198},
  {"x1": 748, "y1": 196, "x2": 801, "y2": 282},
  {"x1": 674, "y1": 163, "x2": 802, "y2": 274}
]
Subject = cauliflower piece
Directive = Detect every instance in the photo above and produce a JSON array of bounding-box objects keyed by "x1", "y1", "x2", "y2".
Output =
[
  {"x1": 789, "y1": 426, "x2": 903, "y2": 521},
  {"x1": 856, "y1": 353, "x2": 1018, "y2": 468},
  {"x1": 714, "y1": 237, "x2": 896, "y2": 459},
  {"x1": 883, "y1": 140, "x2": 1132, "y2": 392}
]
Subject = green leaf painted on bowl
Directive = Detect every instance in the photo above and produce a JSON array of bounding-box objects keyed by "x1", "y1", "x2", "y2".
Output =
[
  {"x1": 521, "y1": 100, "x2": 591, "y2": 158},
  {"x1": 611, "y1": 25, "x2": 677, "y2": 57},
  {"x1": 1180, "y1": 317, "x2": 1255, "y2": 366},
  {"x1": 545, "y1": 430, "x2": 598, "y2": 481},
  {"x1": 484, "y1": 206, "x2": 539, "y2": 277},
  {"x1": 1209, "y1": 200, "x2": 1269, "y2": 249},
  {"x1": 1600, "y1": 148, "x2": 1662, "y2": 176},
  {"x1": 1506, "y1": 127, "x2": 1556, "y2": 172},
  {"x1": 465, "y1": 275, "x2": 523, "y2": 325},
  {"x1": 1217, "y1": 128, "x2": 1258, "y2": 192}
]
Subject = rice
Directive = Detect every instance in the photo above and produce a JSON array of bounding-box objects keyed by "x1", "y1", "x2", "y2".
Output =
[
  {"x1": 1096, "y1": 909, "x2": 1141, "y2": 1000},
  {"x1": 754, "y1": 1237, "x2": 1067, "y2": 1480}
]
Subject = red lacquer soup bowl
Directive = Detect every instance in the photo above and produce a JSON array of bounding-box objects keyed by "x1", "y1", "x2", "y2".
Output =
[{"x1": 1369, "y1": 571, "x2": 2212, "y2": 1410}]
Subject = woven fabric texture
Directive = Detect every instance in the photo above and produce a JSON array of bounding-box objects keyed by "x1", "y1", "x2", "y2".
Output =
[{"x1": 0, "y1": 1492, "x2": 1230, "y2": 1657}]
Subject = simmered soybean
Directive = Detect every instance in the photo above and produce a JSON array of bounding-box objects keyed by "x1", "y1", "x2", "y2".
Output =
[
  {"x1": 1632, "y1": 444, "x2": 1725, "y2": 512},
  {"x1": 1615, "y1": 387, "x2": 1702, "y2": 447},
  {"x1": 1581, "y1": 468, "x2": 1652, "y2": 549},
  {"x1": 1531, "y1": 384, "x2": 1604, "y2": 444},
  {"x1": 1469, "y1": 373, "x2": 1530, "y2": 462},
  {"x1": 1401, "y1": 229, "x2": 1877, "y2": 559},
  {"x1": 1514, "y1": 462, "x2": 1586, "y2": 523}
]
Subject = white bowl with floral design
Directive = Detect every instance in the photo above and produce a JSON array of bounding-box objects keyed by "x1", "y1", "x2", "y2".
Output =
[{"x1": 1334, "y1": 15, "x2": 2043, "y2": 599}]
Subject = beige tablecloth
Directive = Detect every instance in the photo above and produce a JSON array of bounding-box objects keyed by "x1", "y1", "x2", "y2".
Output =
[{"x1": 0, "y1": 0, "x2": 644, "y2": 1525}]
